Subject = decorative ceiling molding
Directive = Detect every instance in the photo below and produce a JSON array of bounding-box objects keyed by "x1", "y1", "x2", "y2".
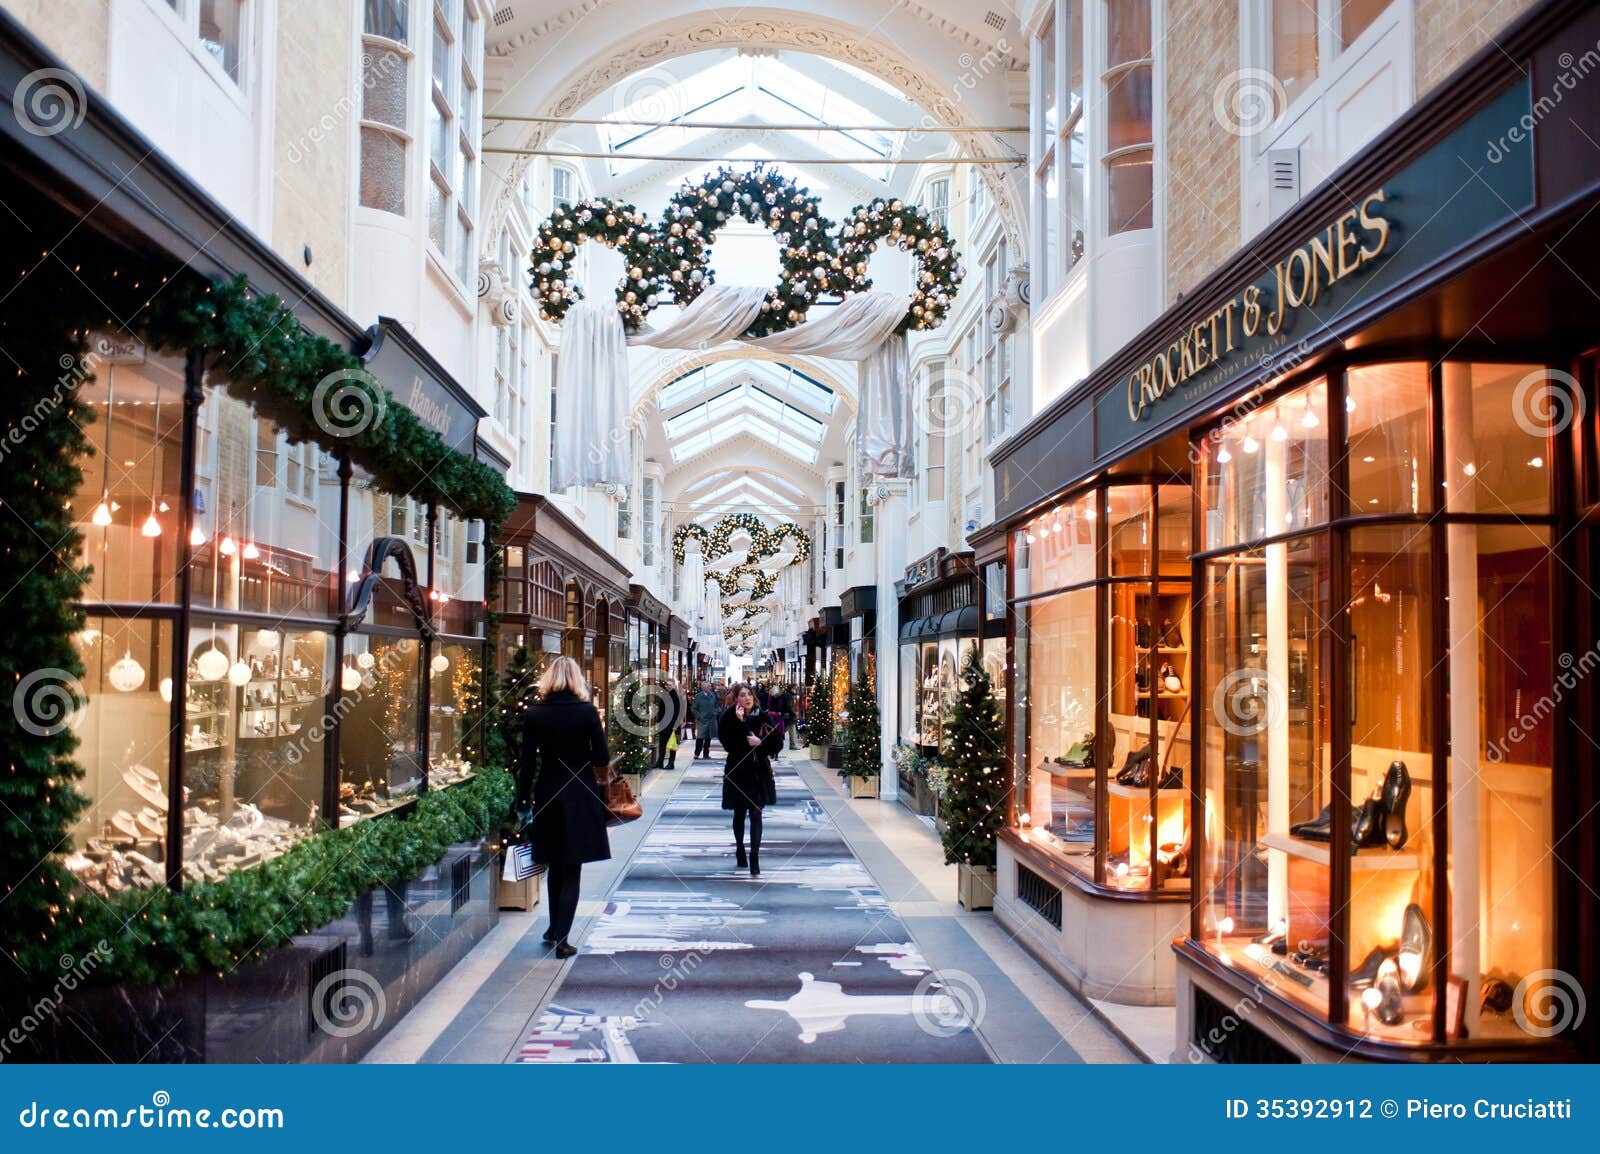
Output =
[{"x1": 485, "y1": 9, "x2": 1026, "y2": 261}]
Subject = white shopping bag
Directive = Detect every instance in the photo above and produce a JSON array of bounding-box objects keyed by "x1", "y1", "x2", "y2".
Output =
[{"x1": 503, "y1": 842, "x2": 536, "y2": 882}]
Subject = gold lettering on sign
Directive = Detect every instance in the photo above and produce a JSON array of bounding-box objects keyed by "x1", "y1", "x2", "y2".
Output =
[{"x1": 1124, "y1": 189, "x2": 1392, "y2": 421}]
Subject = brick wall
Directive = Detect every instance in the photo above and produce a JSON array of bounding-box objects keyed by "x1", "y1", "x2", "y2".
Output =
[
  {"x1": 270, "y1": 0, "x2": 352, "y2": 307},
  {"x1": 1416, "y1": 0, "x2": 1539, "y2": 95},
  {"x1": 1163, "y1": 0, "x2": 1242, "y2": 305}
]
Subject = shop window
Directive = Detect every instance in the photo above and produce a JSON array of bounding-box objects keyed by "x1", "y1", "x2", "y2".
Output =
[
  {"x1": 1202, "y1": 378, "x2": 1330, "y2": 549},
  {"x1": 338, "y1": 632, "x2": 424, "y2": 820},
  {"x1": 428, "y1": 640, "x2": 480, "y2": 784},
  {"x1": 1194, "y1": 358, "x2": 1561, "y2": 1049},
  {"x1": 1012, "y1": 481, "x2": 1192, "y2": 892},
  {"x1": 72, "y1": 350, "x2": 187, "y2": 606},
  {"x1": 1347, "y1": 362, "x2": 1428, "y2": 513},
  {"x1": 359, "y1": 0, "x2": 410, "y2": 215},
  {"x1": 190, "y1": 391, "x2": 341, "y2": 619},
  {"x1": 1104, "y1": 0, "x2": 1154, "y2": 235},
  {"x1": 180, "y1": 622, "x2": 329, "y2": 881},
  {"x1": 64, "y1": 616, "x2": 176, "y2": 896}
]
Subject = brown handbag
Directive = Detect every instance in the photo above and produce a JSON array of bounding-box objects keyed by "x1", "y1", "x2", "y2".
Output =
[{"x1": 595, "y1": 762, "x2": 643, "y2": 826}]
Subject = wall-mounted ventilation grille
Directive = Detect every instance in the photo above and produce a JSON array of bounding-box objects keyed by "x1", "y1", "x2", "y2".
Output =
[
  {"x1": 1267, "y1": 147, "x2": 1301, "y2": 219},
  {"x1": 450, "y1": 854, "x2": 472, "y2": 915},
  {"x1": 1192, "y1": 988, "x2": 1299, "y2": 1063},
  {"x1": 1016, "y1": 864, "x2": 1062, "y2": 929},
  {"x1": 307, "y1": 942, "x2": 348, "y2": 1039},
  {"x1": 984, "y1": 11, "x2": 1007, "y2": 32},
  {"x1": 492, "y1": 5, "x2": 515, "y2": 26}
]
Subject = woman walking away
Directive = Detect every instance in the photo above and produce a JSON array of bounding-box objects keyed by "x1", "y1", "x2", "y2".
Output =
[
  {"x1": 719, "y1": 684, "x2": 781, "y2": 875},
  {"x1": 692, "y1": 681, "x2": 719, "y2": 759},
  {"x1": 515, "y1": 656, "x2": 611, "y2": 959}
]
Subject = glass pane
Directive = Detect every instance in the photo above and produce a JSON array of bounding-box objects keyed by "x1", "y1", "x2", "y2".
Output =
[
  {"x1": 428, "y1": 174, "x2": 448, "y2": 249},
  {"x1": 362, "y1": 46, "x2": 407, "y2": 129},
  {"x1": 1340, "y1": 0, "x2": 1390, "y2": 48},
  {"x1": 191, "y1": 392, "x2": 340, "y2": 618},
  {"x1": 364, "y1": 0, "x2": 408, "y2": 42},
  {"x1": 1106, "y1": 0, "x2": 1151, "y2": 66},
  {"x1": 918, "y1": 641, "x2": 942, "y2": 746},
  {"x1": 899, "y1": 642, "x2": 919, "y2": 744},
  {"x1": 1202, "y1": 533, "x2": 1332, "y2": 1019},
  {"x1": 1108, "y1": 148, "x2": 1153, "y2": 234},
  {"x1": 339, "y1": 633, "x2": 423, "y2": 819},
  {"x1": 1157, "y1": 483, "x2": 1191, "y2": 577},
  {"x1": 359, "y1": 127, "x2": 407, "y2": 214},
  {"x1": 431, "y1": 17, "x2": 449, "y2": 92},
  {"x1": 428, "y1": 641, "x2": 480, "y2": 783},
  {"x1": 1040, "y1": 146, "x2": 1058, "y2": 297},
  {"x1": 65, "y1": 616, "x2": 174, "y2": 896},
  {"x1": 1203, "y1": 378, "x2": 1330, "y2": 548},
  {"x1": 1018, "y1": 491, "x2": 1097, "y2": 594},
  {"x1": 455, "y1": 213, "x2": 472, "y2": 286},
  {"x1": 1039, "y1": 14, "x2": 1057, "y2": 135},
  {"x1": 1347, "y1": 363, "x2": 1429, "y2": 514},
  {"x1": 1107, "y1": 485, "x2": 1151, "y2": 576},
  {"x1": 1018, "y1": 588, "x2": 1097, "y2": 877},
  {"x1": 1106, "y1": 63, "x2": 1152, "y2": 152},
  {"x1": 183, "y1": 623, "x2": 328, "y2": 878},
  {"x1": 1451, "y1": 523, "x2": 1554, "y2": 1041},
  {"x1": 1441, "y1": 363, "x2": 1552, "y2": 516},
  {"x1": 72, "y1": 353, "x2": 186, "y2": 605},
  {"x1": 1272, "y1": 0, "x2": 1319, "y2": 107},
  {"x1": 198, "y1": 0, "x2": 242, "y2": 83},
  {"x1": 1346, "y1": 524, "x2": 1434, "y2": 1040},
  {"x1": 429, "y1": 97, "x2": 449, "y2": 174}
]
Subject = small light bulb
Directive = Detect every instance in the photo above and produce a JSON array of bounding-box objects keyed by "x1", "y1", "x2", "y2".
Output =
[
  {"x1": 141, "y1": 512, "x2": 162, "y2": 538},
  {"x1": 1361, "y1": 987, "x2": 1382, "y2": 1011},
  {"x1": 91, "y1": 499, "x2": 113, "y2": 527},
  {"x1": 242, "y1": 540, "x2": 260, "y2": 560},
  {"x1": 1300, "y1": 407, "x2": 1319, "y2": 429},
  {"x1": 219, "y1": 536, "x2": 237, "y2": 556},
  {"x1": 1528, "y1": 456, "x2": 1544, "y2": 468},
  {"x1": 1218, "y1": 916, "x2": 1235, "y2": 935},
  {"x1": 1216, "y1": 444, "x2": 1233, "y2": 464},
  {"x1": 1270, "y1": 422, "x2": 1289, "y2": 443},
  {"x1": 1242, "y1": 435, "x2": 1259, "y2": 454},
  {"x1": 189, "y1": 524, "x2": 207, "y2": 546}
]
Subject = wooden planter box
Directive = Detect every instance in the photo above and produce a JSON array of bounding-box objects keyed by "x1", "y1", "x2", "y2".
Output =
[
  {"x1": 497, "y1": 867, "x2": 542, "y2": 911},
  {"x1": 846, "y1": 774, "x2": 880, "y2": 799},
  {"x1": 809, "y1": 743, "x2": 828, "y2": 761},
  {"x1": 957, "y1": 863, "x2": 997, "y2": 910}
]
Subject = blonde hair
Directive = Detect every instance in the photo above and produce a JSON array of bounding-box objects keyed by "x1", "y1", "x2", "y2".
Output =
[{"x1": 536, "y1": 656, "x2": 590, "y2": 701}]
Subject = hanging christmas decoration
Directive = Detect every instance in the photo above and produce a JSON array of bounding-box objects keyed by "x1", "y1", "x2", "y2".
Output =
[
  {"x1": 838, "y1": 197, "x2": 965, "y2": 333},
  {"x1": 529, "y1": 197, "x2": 664, "y2": 330}
]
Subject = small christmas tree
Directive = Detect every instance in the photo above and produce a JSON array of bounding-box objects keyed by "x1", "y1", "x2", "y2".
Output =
[
  {"x1": 495, "y1": 645, "x2": 539, "y2": 761},
  {"x1": 839, "y1": 664, "x2": 881, "y2": 781},
  {"x1": 608, "y1": 672, "x2": 654, "y2": 776},
  {"x1": 938, "y1": 648, "x2": 1009, "y2": 867},
  {"x1": 801, "y1": 672, "x2": 831, "y2": 745}
]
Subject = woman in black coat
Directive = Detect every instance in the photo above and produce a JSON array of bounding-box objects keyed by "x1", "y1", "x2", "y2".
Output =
[
  {"x1": 718, "y1": 684, "x2": 781, "y2": 875},
  {"x1": 514, "y1": 656, "x2": 611, "y2": 958}
]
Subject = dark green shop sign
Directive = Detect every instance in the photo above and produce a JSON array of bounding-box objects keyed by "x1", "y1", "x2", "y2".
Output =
[{"x1": 1093, "y1": 79, "x2": 1535, "y2": 458}]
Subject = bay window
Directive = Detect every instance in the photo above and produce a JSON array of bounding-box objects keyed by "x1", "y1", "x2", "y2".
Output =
[
  {"x1": 359, "y1": 0, "x2": 410, "y2": 215},
  {"x1": 1104, "y1": 0, "x2": 1154, "y2": 235}
]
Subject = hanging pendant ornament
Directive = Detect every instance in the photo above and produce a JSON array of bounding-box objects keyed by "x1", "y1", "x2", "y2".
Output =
[
  {"x1": 108, "y1": 649, "x2": 146, "y2": 692},
  {"x1": 196, "y1": 645, "x2": 229, "y2": 682}
]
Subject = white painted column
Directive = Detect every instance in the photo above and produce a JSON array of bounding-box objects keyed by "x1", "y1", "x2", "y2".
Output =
[
  {"x1": 1264, "y1": 433, "x2": 1291, "y2": 931},
  {"x1": 871, "y1": 479, "x2": 912, "y2": 800},
  {"x1": 1442, "y1": 364, "x2": 1482, "y2": 1034}
]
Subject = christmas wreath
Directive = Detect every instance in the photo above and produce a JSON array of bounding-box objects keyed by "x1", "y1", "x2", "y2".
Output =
[
  {"x1": 660, "y1": 165, "x2": 848, "y2": 337},
  {"x1": 530, "y1": 198, "x2": 663, "y2": 330},
  {"x1": 839, "y1": 197, "x2": 965, "y2": 333}
]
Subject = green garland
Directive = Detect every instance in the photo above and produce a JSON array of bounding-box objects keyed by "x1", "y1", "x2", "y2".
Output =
[
  {"x1": 530, "y1": 198, "x2": 663, "y2": 330},
  {"x1": 661, "y1": 165, "x2": 848, "y2": 337},
  {"x1": 27, "y1": 771, "x2": 513, "y2": 987},
  {"x1": 838, "y1": 197, "x2": 965, "y2": 333}
]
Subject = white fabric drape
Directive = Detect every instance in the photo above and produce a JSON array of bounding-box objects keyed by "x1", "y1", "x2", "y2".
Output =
[
  {"x1": 628, "y1": 285, "x2": 768, "y2": 350},
  {"x1": 681, "y1": 538, "x2": 706, "y2": 621},
  {"x1": 628, "y1": 285, "x2": 908, "y2": 360},
  {"x1": 857, "y1": 330, "x2": 913, "y2": 480},
  {"x1": 551, "y1": 299, "x2": 631, "y2": 490}
]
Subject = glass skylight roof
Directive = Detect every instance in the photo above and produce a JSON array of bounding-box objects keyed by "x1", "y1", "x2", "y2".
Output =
[
  {"x1": 600, "y1": 53, "x2": 897, "y2": 181},
  {"x1": 658, "y1": 362, "x2": 835, "y2": 416},
  {"x1": 663, "y1": 381, "x2": 825, "y2": 464}
]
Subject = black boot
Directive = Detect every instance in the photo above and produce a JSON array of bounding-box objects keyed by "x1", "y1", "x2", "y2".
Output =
[
  {"x1": 749, "y1": 849, "x2": 760, "y2": 877},
  {"x1": 736, "y1": 844, "x2": 747, "y2": 868}
]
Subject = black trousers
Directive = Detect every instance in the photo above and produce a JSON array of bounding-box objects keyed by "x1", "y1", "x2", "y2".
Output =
[
  {"x1": 732, "y1": 804, "x2": 763, "y2": 857},
  {"x1": 694, "y1": 726, "x2": 713, "y2": 759},
  {"x1": 545, "y1": 863, "x2": 582, "y2": 941},
  {"x1": 657, "y1": 729, "x2": 678, "y2": 768}
]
